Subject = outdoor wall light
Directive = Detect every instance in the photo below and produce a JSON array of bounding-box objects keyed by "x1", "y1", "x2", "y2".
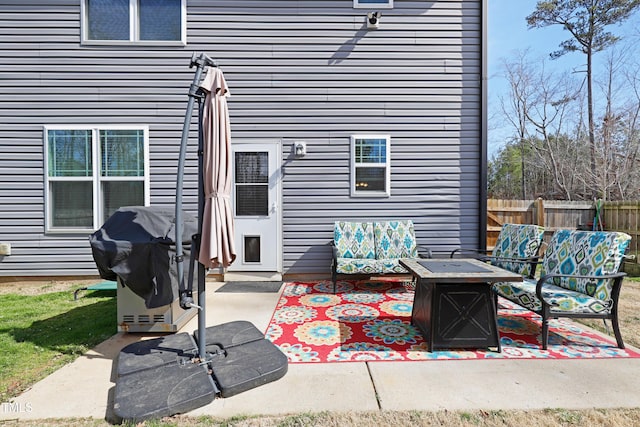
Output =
[
  {"x1": 367, "y1": 12, "x2": 380, "y2": 29},
  {"x1": 294, "y1": 141, "x2": 307, "y2": 157}
]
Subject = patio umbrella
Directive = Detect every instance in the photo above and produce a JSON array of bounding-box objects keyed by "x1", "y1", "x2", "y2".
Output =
[{"x1": 198, "y1": 67, "x2": 236, "y2": 268}]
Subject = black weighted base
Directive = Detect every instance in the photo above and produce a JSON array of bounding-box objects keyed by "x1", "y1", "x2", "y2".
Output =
[
  {"x1": 113, "y1": 321, "x2": 287, "y2": 422},
  {"x1": 196, "y1": 322, "x2": 289, "y2": 398},
  {"x1": 114, "y1": 356, "x2": 217, "y2": 421},
  {"x1": 117, "y1": 332, "x2": 199, "y2": 376}
]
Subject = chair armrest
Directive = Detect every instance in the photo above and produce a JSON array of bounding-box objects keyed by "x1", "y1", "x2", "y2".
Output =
[
  {"x1": 330, "y1": 241, "x2": 338, "y2": 258},
  {"x1": 416, "y1": 244, "x2": 432, "y2": 259},
  {"x1": 450, "y1": 248, "x2": 492, "y2": 258},
  {"x1": 534, "y1": 272, "x2": 627, "y2": 307},
  {"x1": 486, "y1": 256, "x2": 540, "y2": 278},
  {"x1": 485, "y1": 255, "x2": 539, "y2": 263}
]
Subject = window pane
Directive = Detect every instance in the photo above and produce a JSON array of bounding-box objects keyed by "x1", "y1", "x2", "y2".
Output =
[
  {"x1": 87, "y1": 0, "x2": 130, "y2": 40},
  {"x1": 102, "y1": 181, "x2": 144, "y2": 222},
  {"x1": 139, "y1": 0, "x2": 181, "y2": 41},
  {"x1": 236, "y1": 186, "x2": 268, "y2": 216},
  {"x1": 100, "y1": 130, "x2": 144, "y2": 177},
  {"x1": 355, "y1": 167, "x2": 386, "y2": 192},
  {"x1": 355, "y1": 138, "x2": 386, "y2": 163},
  {"x1": 50, "y1": 181, "x2": 93, "y2": 228},
  {"x1": 235, "y1": 152, "x2": 269, "y2": 184},
  {"x1": 48, "y1": 130, "x2": 93, "y2": 177}
]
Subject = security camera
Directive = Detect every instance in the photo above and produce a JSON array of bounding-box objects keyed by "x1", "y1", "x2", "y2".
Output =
[
  {"x1": 293, "y1": 141, "x2": 306, "y2": 157},
  {"x1": 367, "y1": 12, "x2": 380, "y2": 29}
]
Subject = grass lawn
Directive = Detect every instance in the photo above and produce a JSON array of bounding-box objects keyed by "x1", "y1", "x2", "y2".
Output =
[
  {"x1": 1, "y1": 278, "x2": 640, "y2": 426},
  {"x1": 0, "y1": 284, "x2": 116, "y2": 402}
]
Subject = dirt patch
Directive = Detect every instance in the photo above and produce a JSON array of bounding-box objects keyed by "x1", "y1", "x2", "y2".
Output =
[
  {"x1": 0, "y1": 279, "x2": 104, "y2": 296},
  {"x1": 579, "y1": 278, "x2": 640, "y2": 349}
]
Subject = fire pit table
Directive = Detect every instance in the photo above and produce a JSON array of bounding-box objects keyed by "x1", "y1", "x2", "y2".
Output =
[{"x1": 399, "y1": 258, "x2": 523, "y2": 352}]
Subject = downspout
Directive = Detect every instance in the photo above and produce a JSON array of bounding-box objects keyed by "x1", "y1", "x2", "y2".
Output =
[{"x1": 479, "y1": 0, "x2": 488, "y2": 251}]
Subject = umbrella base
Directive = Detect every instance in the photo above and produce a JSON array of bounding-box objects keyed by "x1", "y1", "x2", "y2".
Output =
[
  {"x1": 195, "y1": 321, "x2": 289, "y2": 398},
  {"x1": 113, "y1": 321, "x2": 288, "y2": 422}
]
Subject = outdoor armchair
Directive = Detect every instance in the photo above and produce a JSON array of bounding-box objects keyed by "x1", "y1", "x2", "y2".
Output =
[{"x1": 493, "y1": 229, "x2": 632, "y2": 349}]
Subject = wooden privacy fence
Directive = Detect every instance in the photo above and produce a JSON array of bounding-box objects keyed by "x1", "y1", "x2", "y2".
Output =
[
  {"x1": 486, "y1": 199, "x2": 640, "y2": 256},
  {"x1": 601, "y1": 202, "x2": 640, "y2": 257}
]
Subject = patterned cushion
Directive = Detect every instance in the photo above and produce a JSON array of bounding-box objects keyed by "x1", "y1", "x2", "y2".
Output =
[
  {"x1": 336, "y1": 258, "x2": 378, "y2": 274},
  {"x1": 491, "y1": 223, "x2": 545, "y2": 277},
  {"x1": 493, "y1": 279, "x2": 612, "y2": 314},
  {"x1": 374, "y1": 220, "x2": 418, "y2": 260},
  {"x1": 539, "y1": 230, "x2": 631, "y2": 303},
  {"x1": 377, "y1": 259, "x2": 409, "y2": 274},
  {"x1": 334, "y1": 221, "x2": 375, "y2": 259}
]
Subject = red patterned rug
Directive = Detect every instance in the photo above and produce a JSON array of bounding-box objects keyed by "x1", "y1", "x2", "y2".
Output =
[{"x1": 265, "y1": 280, "x2": 640, "y2": 363}]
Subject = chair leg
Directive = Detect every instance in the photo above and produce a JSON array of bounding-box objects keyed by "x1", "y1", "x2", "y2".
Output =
[
  {"x1": 490, "y1": 291, "x2": 501, "y2": 353},
  {"x1": 611, "y1": 314, "x2": 626, "y2": 349},
  {"x1": 332, "y1": 270, "x2": 337, "y2": 294},
  {"x1": 541, "y1": 316, "x2": 549, "y2": 350}
]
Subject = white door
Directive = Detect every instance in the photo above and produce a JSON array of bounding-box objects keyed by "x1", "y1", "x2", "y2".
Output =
[{"x1": 228, "y1": 141, "x2": 281, "y2": 272}]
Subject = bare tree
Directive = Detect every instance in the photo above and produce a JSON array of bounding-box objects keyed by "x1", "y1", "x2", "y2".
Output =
[
  {"x1": 497, "y1": 51, "x2": 585, "y2": 199},
  {"x1": 498, "y1": 50, "x2": 534, "y2": 199},
  {"x1": 616, "y1": 51, "x2": 640, "y2": 198},
  {"x1": 527, "y1": 0, "x2": 640, "y2": 198}
]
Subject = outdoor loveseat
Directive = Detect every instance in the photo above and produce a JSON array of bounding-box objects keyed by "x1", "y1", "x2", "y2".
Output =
[
  {"x1": 331, "y1": 220, "x2": 429, "y2": 293},
  {"x1": 493, "y1": 229, "x2": 632, "y2": 349}
]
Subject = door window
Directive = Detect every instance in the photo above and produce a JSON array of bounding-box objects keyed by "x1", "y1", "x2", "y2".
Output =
[{"x1": 235, "y1": 152, "x2": 269, "y2": 216}]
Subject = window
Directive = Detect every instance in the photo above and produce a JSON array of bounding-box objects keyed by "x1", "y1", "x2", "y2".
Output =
[
  {"x1": 350, "y1": 135, "x2": 391, "y2": 197},
  {"x1": 44, "y1": 126, "x2": 150, "y2": 232},
  {"x1": 353, "y1": 0, "x2": 393, "y2": 8},
  {"x1": 82, "y1": 0, "x2": 185, "y2": 45},
  {"x1": 235, "y1": 152, "x2": 269, "y2": 216}
]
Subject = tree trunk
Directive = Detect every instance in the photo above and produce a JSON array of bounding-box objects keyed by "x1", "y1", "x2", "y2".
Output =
[{"x1": 587, "y1": 44, "x2": 597, "y2": 198}]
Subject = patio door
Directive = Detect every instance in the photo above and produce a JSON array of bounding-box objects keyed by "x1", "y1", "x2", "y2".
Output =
[{"x1": 228, "y1": 140, "x2": 282, "y2": 272}]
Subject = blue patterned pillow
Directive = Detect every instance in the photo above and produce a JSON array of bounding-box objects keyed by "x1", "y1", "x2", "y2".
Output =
[
  {"x1": 374, "y1": 220, "x2": 418, "y2": 260},
  {"x1": 540, "y1": 230, "x2": 631, "y2": 302},
  {"x1": 334, "y1": 221, "x2": 375, "y2": 259},
  {"x1": 492, "y1": 223, "x2": 545, "y2": 276}
]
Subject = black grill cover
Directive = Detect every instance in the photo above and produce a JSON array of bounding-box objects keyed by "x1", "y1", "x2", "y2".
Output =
[{"x1": 89, "y1": 206, "x2": 198, "y2": 309}]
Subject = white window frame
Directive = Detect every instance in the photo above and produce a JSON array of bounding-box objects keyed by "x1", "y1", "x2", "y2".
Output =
[
  {"x1": 81, "y1": 0, "x2": 186, "y2": 46},
  {"x1": 43, "y1": 125, "x2": 151, "y2": 234},
  {"x1": 350, "y1": 134, "x2": 391, "y2": 198},
  {"x1": 353, "y1": 0, "x2": 393, "y2": 9}
]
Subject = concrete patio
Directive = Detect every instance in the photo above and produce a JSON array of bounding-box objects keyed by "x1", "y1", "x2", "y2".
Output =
[{"x1": 3, "y1": 281, "x2": 640, "y2": 422}]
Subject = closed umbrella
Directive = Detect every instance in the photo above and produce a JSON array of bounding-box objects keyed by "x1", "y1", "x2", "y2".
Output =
[{"x1": 198, "y1": 68, "x2": 236, "y2": 268}]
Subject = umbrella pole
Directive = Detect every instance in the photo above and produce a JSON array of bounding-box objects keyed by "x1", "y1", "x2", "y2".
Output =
[
  {"x1": 196, "y1": 92, "x2": 208, "y2": 362},
  {"x1": 176, "y1": 52, "x2": 217, "y2": 361}
]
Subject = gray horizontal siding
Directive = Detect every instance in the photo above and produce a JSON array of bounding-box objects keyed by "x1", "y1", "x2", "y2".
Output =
[{"x1": 0, "y1": 0, "x2": 483, "y2": 277}]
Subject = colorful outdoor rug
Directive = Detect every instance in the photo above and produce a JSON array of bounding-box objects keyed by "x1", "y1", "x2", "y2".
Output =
[{"x1": 265, "y1": 280, "x2": 640, "y2": 363}]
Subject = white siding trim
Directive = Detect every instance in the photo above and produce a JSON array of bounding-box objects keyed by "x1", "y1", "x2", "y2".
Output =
[
  {"x1": 350, "y1": 134, "x2": 391, "y2": 198},
  {"x1": 80, "y1": 0, "x2": 187, "y2": 46},
  {"x1": 42, "y1": 124, "x2": 150, "y2": 234},
  {"x1": 353, "y1": 0, "x2": 394, "y2": 9}
]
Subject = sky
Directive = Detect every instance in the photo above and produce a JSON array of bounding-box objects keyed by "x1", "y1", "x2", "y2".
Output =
[{"x1": 487, "y1": 0, "x2": 640, "y2": 157}]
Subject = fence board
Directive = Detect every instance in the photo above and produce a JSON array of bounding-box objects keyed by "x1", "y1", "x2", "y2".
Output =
[
  {"x1": 486, "y1": 199, "x2": 534, "y2": 248},
  {"x1": 487, "y1": 198, "x2": 593, "y2": 249},
  {"x1": 603, "y1": 201, "x2": 640, "y2": 256}
]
